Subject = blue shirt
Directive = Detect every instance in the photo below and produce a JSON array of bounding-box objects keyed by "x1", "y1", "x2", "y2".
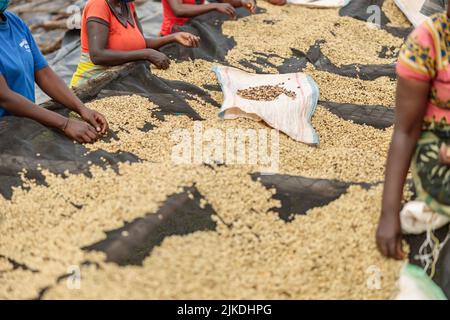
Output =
[{"x1": 0, "y1": 12, "x2": 48, "y2": 117}]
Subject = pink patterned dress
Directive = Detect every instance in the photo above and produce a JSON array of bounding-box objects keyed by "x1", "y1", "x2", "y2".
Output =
[{"x1": 396, "y1": 12, "x2": 450, "y2": 216}]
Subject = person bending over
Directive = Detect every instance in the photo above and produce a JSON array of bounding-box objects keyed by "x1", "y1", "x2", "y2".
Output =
[
  {"x1": 160, "y1": 0, "x2": 257, "y2": 36},
  {"x1": 71, "y1": 0, "x2": 200, "y2": 88},
  {"x1": 0, "y1": 2, "x2": 108, "y2": 144},
  {"x1": 376, "y1": 5, "x2": 450, "y2": 259}
]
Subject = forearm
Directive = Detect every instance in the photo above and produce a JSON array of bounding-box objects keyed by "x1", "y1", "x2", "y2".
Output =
[
  {"x1": 145, "y1": 35, "x2": 175, "y2": 49},
  {"x1": 89, "y1": 49, "x2": 149, "y2": 66},
  {"x1": 171, "y1": 3, "x2": 218, "y2": 17},
  {"x1": 36, "y1": 67, "x2": 85, "y2": 114},
  {"x1": 220, "y1": 0, "x2": 243, "y2": 7},
  {"x1": 382, "y1": 130, "x2": 420, "y2": 216},
  {"x1": 0, "y1": 91, "x2": 67, "y2": 130}
]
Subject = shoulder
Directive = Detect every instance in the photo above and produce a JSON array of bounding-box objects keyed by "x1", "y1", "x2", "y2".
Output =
[
  {"x1": 4, "y1": 11, "x2": 29, "y2": 30},
  {"x1": 412, "y1": 13, "x2": 448, "y2": 44},
  {"x1": 85, "y1": 0, "x2": 110, "y2": 14},
  {"x1": 84, "y1": 0, "x2": 112, "y2": 22}
]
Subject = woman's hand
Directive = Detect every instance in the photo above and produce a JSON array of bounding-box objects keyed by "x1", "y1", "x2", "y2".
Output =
[
  {"x1": 173, "y1": 32, "x2": 200, "y2": 48},
  {"x1": 63, "y1": 118, "x2": 100, "y2": 144},
  {"x1": 439, "y1": 143, "x2": 450, "y2": 165},
  {"x1": 376, "y1": 211, "x2": 405, "y2": 260},
  {"x1": 214, "y1": 3, "x2": 237, "y2": 19},
  {"x1": 241, "y1": 0, "x2": 256, "y2": 13},
  {"x1": 79, "y1": 107, "x2": 109, "y2": 134},
  {"x1": 146, "y1": 49, "x2": 171, "y2": 70}
]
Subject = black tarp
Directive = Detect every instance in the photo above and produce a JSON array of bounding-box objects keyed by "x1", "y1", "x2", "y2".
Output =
[
  {"x1": 84, "y1": 186, "x2": 219, "y2": 266},
  {"x1": 339, "y1": 0, "x2": 413, "y2": 38},
  {"x1": 1, "y1": 2, "x2": 448, "y2": 298}
]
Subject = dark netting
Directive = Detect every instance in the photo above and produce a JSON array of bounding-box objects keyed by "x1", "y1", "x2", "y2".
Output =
[
  {"x1": 243, "y1": 41, "x2": 396, "y2": 81},
  {"x1": 339, "y1": 0, "x2": 413, "y2": 38},
  {"x1": 251, "y1": 173, "x2": 375, "y2": 222},
  {"x1": 160, "y1": 8, "x2": 254, "y2": 62},
  {"x1": 84, "y1": 186, "x2": 219, "y2": 266},
  {"x1": 319, "y1": 101, "x2": 394, "y2": 129}
]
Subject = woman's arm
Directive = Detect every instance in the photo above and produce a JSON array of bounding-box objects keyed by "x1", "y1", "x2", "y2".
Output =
[
  {"x1": 87, "y1": 20, "x2": 170, "y2": 69},
  {"x1": 35, "y1": 66, "x2": 108, "y2": 134},
  {"x1": 144, "y1": 33, "x2": 200, "y2": 50},
  {"x1": 167, "y1": 0, "x2": 237, "y2": 18},
  {"x1": 376, "y1": 76, "x2": 430, "y2": 260},
  {"x1": 221, "y1": 0, "x2": 256, "y2": 13},
  {"x1": 0, "y1": 75, "x2": 100, "y2": 144},
  {"x1": 133, "y1": 11, "x2": 200, "y2": 49}
]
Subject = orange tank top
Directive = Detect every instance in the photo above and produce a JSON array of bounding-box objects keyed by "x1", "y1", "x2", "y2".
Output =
[{"x1": 80, "y1": 0, "x2": 146, "y2": 53}]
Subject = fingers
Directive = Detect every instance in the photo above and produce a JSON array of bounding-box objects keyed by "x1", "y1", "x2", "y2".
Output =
[
  {"x1": 377, "y1": 240, "x2": 389, "y2": 258},
  {"x1": 162, "y1": 58, "x2": 171, "y2": 69},
  {"x1": 82, "y1": 133, "x2": 96, "y2": 144},
  {"x1": 84, "y1": 126, "x2": 99, "y2": 143},
  {"x1": 157, "y1": 58, "x2": 170, "y2": 70},
  {"x1": 389, "y1": 237, "x2": 404, "y2": 260},
  {"x1": 387, "y1": 238, "x2": 398, "y2": 260},
  {"x1": 95, "y1": 113, "x2": 109, "y2": 134},
  {"x1": 87, "y1": 124, "x2": 99, "y2": 138},
  {"x1": 376, "y1": 230, "x2": 388, "y2": 258},
  {"x1": 226, "y1": 5, "x2": 237, "y2": 19},
  {"x1": 396, "y1": 238, "x2": 405, "y2": 260},
  {"x1": 245, "y1": 1, "x2": 256, "y2": 13},
  {"x1": 89, "y1": 115, "x2": 102, "y2": 132},
  {"x1": 190, "y1": 35, "x2": 200, "y2": 48},
  {"x1": 377, "y1": 236, "x2": 404, "y2": 260},
  {"x1": 231, "y1": 8, "x2": 237, "y2": 19},
  {"x1": 184, "y1": 33, "x2": 200, "y2": 48}
]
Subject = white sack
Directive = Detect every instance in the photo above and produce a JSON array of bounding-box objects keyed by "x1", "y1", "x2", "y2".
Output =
[
  {"x1": 213, "y1": 65, "x2": 320, "y2": 145},
  {"x1": 394, "y1": 0, "x2": 428, "y2": 27},
  {"x1": 400, "y1": 201, "x2": 450, "y2": 235}
]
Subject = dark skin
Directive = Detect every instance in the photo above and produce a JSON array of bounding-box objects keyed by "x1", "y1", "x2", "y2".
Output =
[
  {"x1": 376, "y1": 7, "x2": 450, "y2": 260},
  {"x1": 88, "y1": 0, "x2": 200, "y2": 70},
  {"x1": 0, "y1": 66, "x2": 108, "y2": 144},
  {"x1": 0, "y1": 12, "x2": 107, "y2": 143},
  {"x1": 167, "y1": 0, "x2": 257, "y2": 20}
]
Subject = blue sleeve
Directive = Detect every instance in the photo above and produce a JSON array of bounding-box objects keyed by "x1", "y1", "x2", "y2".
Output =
[{"x1": 22, "y1": 19, "x2": 48, "y2": 71}]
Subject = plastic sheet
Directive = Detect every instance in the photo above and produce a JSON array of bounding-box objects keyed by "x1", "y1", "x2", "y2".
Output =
[
  {"x1": 339, "y1": 0, "x2": 413, "y2": 38},
  {"x1": 84, "y1": 186, "x2": 219, "y2": 266},
  {"x1": 251, "y1": 173, "x2": 374, "y2": 222}
]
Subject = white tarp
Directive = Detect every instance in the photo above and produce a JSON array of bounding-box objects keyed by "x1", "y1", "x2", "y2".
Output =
[
  {"x1": 394, "y1": 0, "x2": 428, "y2": 27},
  {"x1": 214, "y1": 65, "x2": 320, "y2": 144}
]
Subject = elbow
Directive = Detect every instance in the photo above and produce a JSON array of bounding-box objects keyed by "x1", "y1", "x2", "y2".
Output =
[
  {"x1": 89, "y1": 51, "x2": 105, "y2": 66},
  {"x1": 171, "y1": 7, "x2": 184, "y2": 17},
  {"x1": 0, "y1": 90, "x2": 12, "y2": 107}
]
